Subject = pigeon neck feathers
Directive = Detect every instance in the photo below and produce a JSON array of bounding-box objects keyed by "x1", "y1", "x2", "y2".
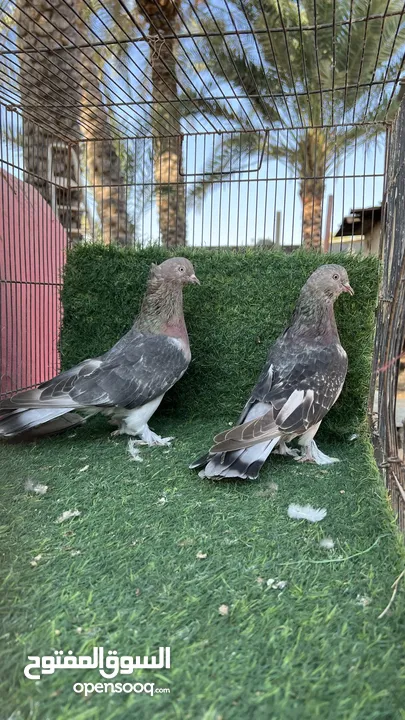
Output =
[
  {"x1": 286, "y1": 283, "x2": 340, "y2": 344},
  {"x1": 135, "y1": 278, "x2": 189, "y2": 343}
]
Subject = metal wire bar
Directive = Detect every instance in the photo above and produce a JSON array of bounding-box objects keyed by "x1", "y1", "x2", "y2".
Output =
[
  {"x1": 71, "y1": 171, "x2": 384, "y2": 190},
  {"x1": 75, "y1": 121, "x2": 388, "y2": 145},
  {"x1": 370, "y1": 106, "x2": 405, "y2": 529},
  {"x1": 7, "y1": 78, "x2": 400, "y2": 114},
  {"x1": 361, "y1": 0, "x2": 392, "y2": 121},
  {"x1": 0, "y1": 64, "x2": 116, "y2": 140},
  {"x1": 82, "y1": 0, "x2": 212, "y2": 135},
  {"x1": 127, "y1": 0, "x2": 242, "y2": 133},
  {"x1": 2, "y1": 0, "x2": 199, "y2": 139},
  {"x1": 1, "y1": 8, "x2": 403, "y2": 56},
  {"x1": 193, "y1": 0, "x2": 264, "y2": 130},
  {"x1": 372, "y1": 7, "x2": 405, "y2": 122}
]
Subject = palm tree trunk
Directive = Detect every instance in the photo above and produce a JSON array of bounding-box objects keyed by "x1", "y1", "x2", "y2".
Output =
[
  {"x1": 299, "y1": 129, "x2": 326, "y2": 251},
  {"x1": 80, "y1": 51, "x2": 132, "y2": 246},
  {"x1": 16, "y1": 0, "x2": 84, "y2": 242},
  {"x1": 16, "y1": 0, "x2": 131, "y2": 246},
  {"x1": 300, "y1": 178, "x2": 325, "y2": 250},
  {"x1": 138, "y1": 1, "x2": 186, "y2": 246}
]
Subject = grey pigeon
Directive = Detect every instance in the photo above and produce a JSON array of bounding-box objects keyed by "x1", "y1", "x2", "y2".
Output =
[
  {"x1": 190, "y1": 264, "x2": 353, "y2": 480},
  {"x1": 0, "y1": 258, "x2": 200, "y2": 451}
]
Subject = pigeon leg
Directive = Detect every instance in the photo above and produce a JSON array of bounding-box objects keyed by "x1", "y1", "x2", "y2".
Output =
[
  {"x1": 273, "y1": 440, "x2": 299, "y2": 458},
  {"x1": 296, "y1": 439, "x2": 339, "y2": 465}
]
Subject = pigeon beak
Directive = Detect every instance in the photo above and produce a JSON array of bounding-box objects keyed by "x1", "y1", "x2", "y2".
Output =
[
  {"x1": 342, "y1": 282, "x2": 354, "y2": 296},
  {"x1": 189, "y1": 274, "x2": 200, "y2": 285}
]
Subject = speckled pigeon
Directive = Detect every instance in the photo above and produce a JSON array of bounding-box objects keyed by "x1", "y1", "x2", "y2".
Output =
[
  {"x1": 0, "y1": 258, "x2": 200, "y2": 450},
  {"x1": 190, "y1": 264, "x2": 353, "y2": 480}
]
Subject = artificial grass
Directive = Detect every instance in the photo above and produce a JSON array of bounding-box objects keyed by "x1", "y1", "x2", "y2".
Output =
[
  {"x1": 1, "y1": 415, "x2": 405, "y2": 720},
  {"x1": 61, "y1": 245, "x2": 379, "y2": 438}
]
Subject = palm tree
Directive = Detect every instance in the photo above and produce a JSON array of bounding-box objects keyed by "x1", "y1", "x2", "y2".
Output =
[
  {"x1": 136, "y1": 0, "x2": 186, "y2": 247},
  {"x1": 14, "y1": 0, "x2": 131, "y2": 246},
  {"x1": 182, "y1": 0, "x2": 405, "y2": 249}
]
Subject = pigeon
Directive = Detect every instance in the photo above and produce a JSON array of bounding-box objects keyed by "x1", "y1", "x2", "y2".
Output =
[
  {"x1": 0, "y1": 258, "x2": 200, "y2": 451},
  {"x1": 190, "y1": 264, "x2": 353, "y2": 480}
]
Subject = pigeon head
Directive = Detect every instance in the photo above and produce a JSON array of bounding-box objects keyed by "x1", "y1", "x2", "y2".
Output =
[
  {"x1": 149, "y1": 258, "x2": 200, "y2": 286},
  {"x1": 306, "y1": 264, "x2": 354, "y2": 300},
  {"x1": 137, "y1": 258, "x2": 199, "y2": 333}
]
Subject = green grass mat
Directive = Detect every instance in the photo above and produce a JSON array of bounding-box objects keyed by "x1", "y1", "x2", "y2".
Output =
[{"x1": 1, "y1": 416, "x2": 404, "y2": 720}]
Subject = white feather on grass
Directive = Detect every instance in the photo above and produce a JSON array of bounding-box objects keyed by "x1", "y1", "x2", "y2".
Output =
[
  {"x1": 24, "y1": 479, "x2": 48, "y2": 495},
  {"x1": 287, "y1": 504, "x2": 327, "y2": 523},
  {"x1": 56, "y1": 509, "x2": 81, "y2": 524},
  {"x1": 319, "y1": 537, "x2": 335, "y2": 549},
  {"x1": 127, "y1": 440, "x2": 143, "y2": 462}
]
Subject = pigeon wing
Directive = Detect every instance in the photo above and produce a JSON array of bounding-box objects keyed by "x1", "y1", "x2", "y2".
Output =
[
  {"x1": 71, "y1": 333, "x2": 189, "y2": 409},
  {"x1": 0, "y1": 333, "x2": 189, "y2": 411},
  {"x1": 0, "y1": 358, "x2": 104, "y2": 409}
]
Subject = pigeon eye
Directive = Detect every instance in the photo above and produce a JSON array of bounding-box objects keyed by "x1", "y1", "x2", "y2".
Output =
[
  {"x1": 179, "y1": 266, "x2": 185, "y2": 272},
  {"x1": 332, "y1": 273, "x2": 339, "y2": 280}
]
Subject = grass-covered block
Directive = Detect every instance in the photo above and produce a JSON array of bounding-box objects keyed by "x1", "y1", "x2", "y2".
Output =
[{"x1": 61, "y1": 245, "x2": 380, "y2": 437}]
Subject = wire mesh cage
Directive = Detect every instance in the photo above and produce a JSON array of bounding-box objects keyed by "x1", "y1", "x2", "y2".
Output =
[
  {"x1": 1, "y1": 0, "x2": 402, "y2": 250},
  {"x1": 0, "y1": 0, "x2": 405, "y2": 519},
  {"x1": 370, "y1": 99, "x2": 405, "y2": 531},
  {"x1": 61, "y1": 127, "x2": 384, "y2": 250}
]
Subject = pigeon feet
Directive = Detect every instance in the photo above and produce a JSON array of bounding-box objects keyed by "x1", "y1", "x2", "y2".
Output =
[
  {"x1": 274, "y1": 440, "x2": 300, "y2": 458},
  {"x1": 135, "y1": 426, "x2": 174, "y2": 447},
  {"x1": 126, "y1": 430, "x2": 173, "y2": 460},
  {"x1": 296, "y1": 440, "x2": 339, "y2": 465}
]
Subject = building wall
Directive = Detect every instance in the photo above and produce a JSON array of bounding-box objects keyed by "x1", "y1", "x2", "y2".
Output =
[{"x1": 330, "y1": 221, "x2": 381, "y2": 255}]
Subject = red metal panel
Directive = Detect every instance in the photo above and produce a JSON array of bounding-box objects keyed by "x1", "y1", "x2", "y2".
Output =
[{"x1": 0, "y1": 170, "x2": 66, "y2": 396}]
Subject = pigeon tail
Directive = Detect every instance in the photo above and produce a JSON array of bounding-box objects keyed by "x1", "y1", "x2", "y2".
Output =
[
  {"x1": 203, "y1": 437, "x2": 281, "y2": 480},
  {"x1": 0, "y1": 407, "x2": 92, "y2": 438},
  {"x1": 189, "y1": 451, "x2": 211, "y2": 470}
]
